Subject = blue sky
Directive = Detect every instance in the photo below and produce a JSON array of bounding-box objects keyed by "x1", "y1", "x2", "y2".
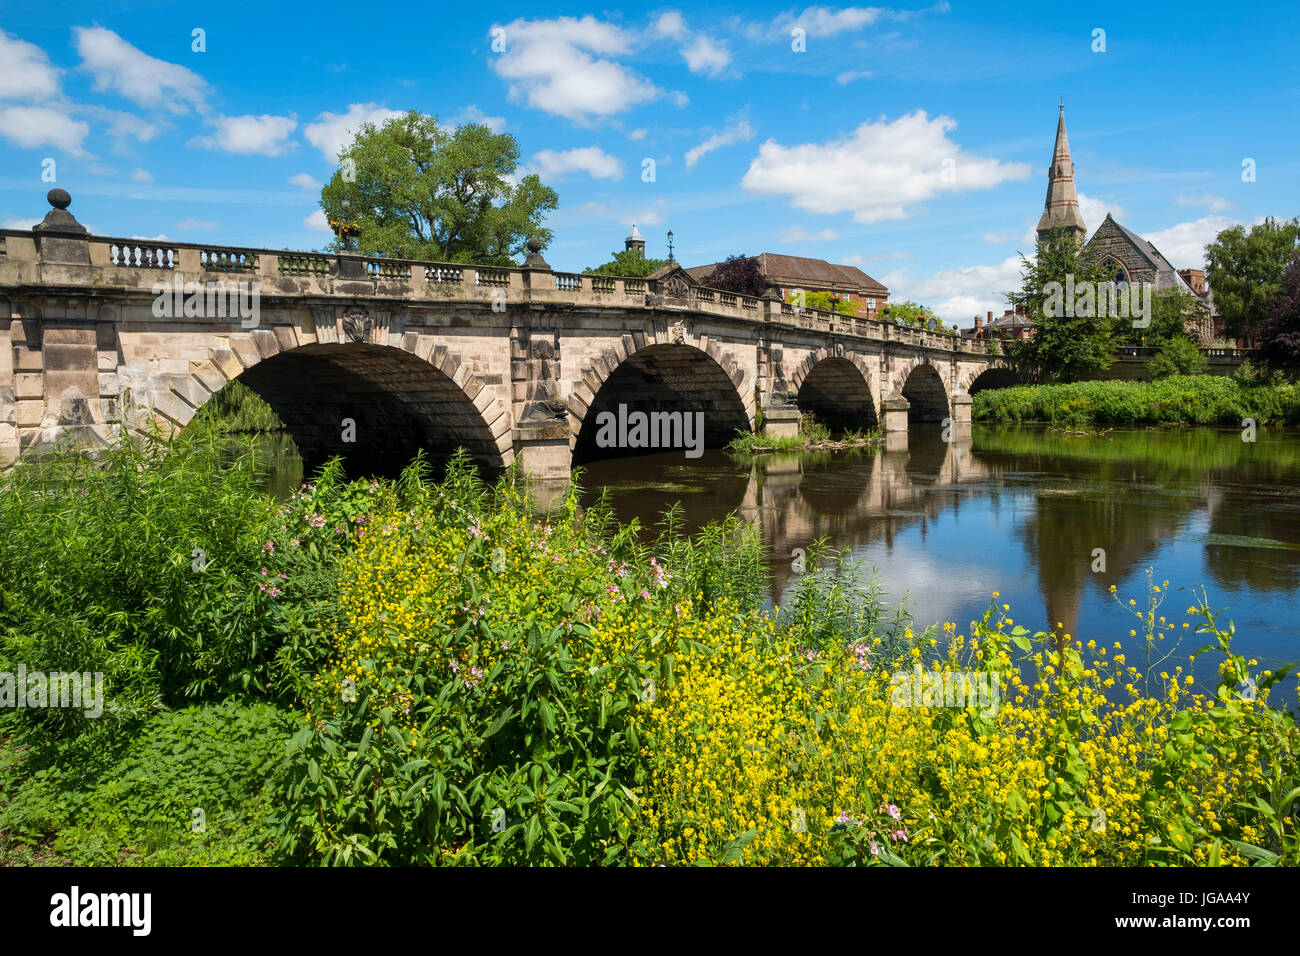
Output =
[{"x1": 2, "y1": 0, "x2": 1297, "y2": 326}]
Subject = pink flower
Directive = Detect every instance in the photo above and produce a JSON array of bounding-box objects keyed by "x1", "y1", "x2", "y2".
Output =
[
  {"x1": 887, "y1": 804, "x2": 901, "y2": 820},
  {"x1": 892, "y1": 828, "x2": 908, "y2": 843}
]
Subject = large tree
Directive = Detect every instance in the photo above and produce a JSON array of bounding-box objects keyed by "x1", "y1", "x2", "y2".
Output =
[
  {"x1": 319, "y1": 110, "x2": 558, "y2": 265},
  {"x1": 1142, "y1": 288, "x2": 1206, "y2": 346},
  {"x1": 883, "y1": 299, "x2": 953, "y2": 332},
  {"x1": 1255, "y1": 250, "x2": 1300, "y2": 370},
  {"x1": 583, "y1": 249, "x2": 667, "y2": 277},
  {"x1": 1006, "y1": 230, "x2": 1120, "y2": 383},
  {"x1": 1205, "y1": 217, "x2": 1300, "y2": 344}
]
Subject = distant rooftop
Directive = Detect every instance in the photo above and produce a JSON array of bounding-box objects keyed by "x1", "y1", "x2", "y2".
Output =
[{"x1": 685, "y1": 252, "x2": 887, "y2": 293}]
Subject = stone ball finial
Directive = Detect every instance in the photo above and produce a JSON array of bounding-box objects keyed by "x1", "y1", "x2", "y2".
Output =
[
  {"x1": 48, "y1": 188, "x2": 71, "y2": 210},
  {"x1": 526, "y1": 236, "x2": 543, "y2": 254}
]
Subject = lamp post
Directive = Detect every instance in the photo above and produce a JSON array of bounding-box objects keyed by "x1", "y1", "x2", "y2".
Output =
[{"x1": 666, "y1": 230, "x2": 675, "y2": 263}]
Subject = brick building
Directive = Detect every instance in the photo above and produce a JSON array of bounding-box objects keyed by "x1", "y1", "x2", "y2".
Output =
[{"x1": 685, "y1": 253, "x2": 889, "y2": 319}]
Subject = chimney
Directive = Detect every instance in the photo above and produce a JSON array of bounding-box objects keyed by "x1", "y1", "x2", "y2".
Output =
[{"x1": 1178, "y1": 268, "x2": 1206, "y2": 296}]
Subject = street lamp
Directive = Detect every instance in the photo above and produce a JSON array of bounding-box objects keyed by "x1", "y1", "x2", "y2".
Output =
[{"x1": 667, "y1": 230, "x2": 675, "y2": 263}]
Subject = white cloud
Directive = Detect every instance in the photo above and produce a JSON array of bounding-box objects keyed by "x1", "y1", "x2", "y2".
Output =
[
  {"x1": 880, "y1": 254, "x2": 1024, "y2": 323},
  {"x1": 773, "y1": 6, "x2": 887, "y2": 36},
  {"x1": 2, "y1": 217, "x2": 41, "y2": 229},
  {"x1": 289, "y1": 172, "x2": 321, "y2": 190},
  {"x1": 681, "y1": 35, "x2": 731, "y2": 76},
  {"x1": 1077, "y1": 192, "x2": 1127, "y2": 233},
  {"x1": 983, "y1": 232, "x2": 1016, "y2": 244},
  {"x1": 79, "y1": 106, "x2": 162, "y2": 147},
  {"x1": 449, "y1": 104, "x2": 506, "y2": 133},
  {"x1": 304, "y1": 103, "x2": 403, "y2": 163},
  {"x1": 303, "y1": 210, "x2": 331, "y2": 233},
  {"x1": 176, "y1": 218, "x2": 219, "y2": 231},
  {"x1": 0, "y1": 105, "x2": 89, "y2": 153},
  {"x1": 654, "y1": 11, "x2": 688, "y2": 39},
  {"x1": 1142, "y1": 215, "x2": 1239, "y2": 269},
  {"x1": 741, "y1": 111, "x2": 1030, "y2": 224},
  {"x1": 0, "y1": 30, "x2": 61, "y2": 100},
  {"x1": 1175, "y1": 193, "x2": 1232, "y2": 213},
  {"x1": 130, "y1": 233, "x2": 169, "y2": 242},
  {"x1": 627, "y1": 199, "x2": 667, "y2": 226},
  {"x1": 131, "y1": 167, "x2": 152, "y2": 182},
  {"x1": 835, "y1": 70, "x2": 872, "y2": 85},
  {"x1": 74, "y1": 26, "x2": 206, "y2": 114},
  {"x1": 489, "y1": 17, "x2": 661, "y2": 122},
  {"x1": 191, "y1": 114, "x2": 297, "y2": 156},
  {"x1": 685, "y1": 117, "x2": 754, "y2": 168},
  {"x1": 670, "y1": 90, "x2": 690, "y2": 107},
  {"x1": 529, "y1": 145, "x2": 623, "y2": 180},
  {"x1": 781, "y1": 226, "x2": 839, "y2": 242},
  {"x1": 627, "y1": 128, "x2": 648, "y2": 141}
]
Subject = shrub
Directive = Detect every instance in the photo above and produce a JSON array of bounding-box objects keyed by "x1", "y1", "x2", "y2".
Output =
[{"x1": 1149, "y1": 338, "x2": 1208, "y2": 379}]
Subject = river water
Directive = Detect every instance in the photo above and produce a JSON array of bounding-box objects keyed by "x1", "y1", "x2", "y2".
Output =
[{"x1": 250, "y1": 425, "x2": 1300, "y2": 684}]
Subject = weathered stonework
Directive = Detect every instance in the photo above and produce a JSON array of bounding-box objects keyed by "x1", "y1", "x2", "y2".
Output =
[{"x1": 0, "y1": 192, "x2": 1007, "y2": 476}]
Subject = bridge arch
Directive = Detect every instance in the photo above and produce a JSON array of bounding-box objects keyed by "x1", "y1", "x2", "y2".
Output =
[
  {"x1": 791, "y1": 354, "x2": 879, "y2": 433},
  {"x1": 569, "y1": 341, "x2": 752, "y2": 464},
  {"x1": 964, "y1": 365, "x2": 1022, "y2": 394},
  {"x1": 898, "y1": 361, "x2": 950, "y2": 424},
  {"x1": 165, "y1": 336, "x2": 510, "y2": 477}
]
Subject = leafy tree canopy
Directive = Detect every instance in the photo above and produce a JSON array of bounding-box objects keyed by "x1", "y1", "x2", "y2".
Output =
[
  {"x1": 786, "y1": 290, "x2": 857, "y2": 315},
  {"x1": 703, "y1": 255, "x2": 767, "y2": 297},
  {"x1": 884, "y1": 299, "x2": 953, "y2": 332},
  {"x1": 1256, "y1": 250, "x2": 1300, "y2": 371},
  {"x1": 583, "y1": 249, "x2": 667, "y2": 277},
  {"x1": 1205, "y1": 217, "x2": 1300, "y2": 342},
  {"x1": 1139, "y1": 288, "x2": 1208, "y2": 346},
  {"x1": 319, "y1": 110, "x2": 558, "y2": 266},
  {"x1": 1006, "y1": 230, "x2": 1120, "y2": 383}
]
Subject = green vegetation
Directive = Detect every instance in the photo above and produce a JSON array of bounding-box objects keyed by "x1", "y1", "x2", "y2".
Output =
[
  {"x1": 1006, "y1": 229, "x2": 1121, "y2": 382},
  {"x1": 786, "y1": 290, "x2": 857, "y2": 315},
  {"x1": 319, "y1": 110, "x2": 558, "y2": 264},
  {"x1": 582, "y1": 249, "x2": 666, "y2": 278},
  {"x1": 972, "y1": 374, "x2": 1300, "y2": 426},
  {"x1": 1149, "y1": 338, "x2": 1208, "y2": 379},
  {"x1": 2, "y1": 434, "x2": 1296, "y2": 866},
  {"x1": 189, "y1": 379, "x2": 284, "y2": 434},
  {"x1": 725, "y1": 416, "x2": 880, "y2": 454},
  {"x1": 1206, "y1": 217, "x2": 1300, "y2": 343},
  {"x1": 1257, "y1": 251, "x2": 1300, "y2": 371}
]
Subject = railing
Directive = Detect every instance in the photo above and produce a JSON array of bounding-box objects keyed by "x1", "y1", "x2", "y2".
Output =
[
  {"x1": 366, "y1": 259, "x2": 411, "y2": 280},
  {"x1": 277, "y1": 253, "x2": 331, "y2": 276},
  {"x1": 425, "y1": 264, "x2": 462, "y2": 284},
  {"x1": 200, "y1": 249, "x2": 258, "y2": 272},
  {"x1": 109, "y1": 242, "x2": 177, "y2": 269},
  {"x1": 2, "y1": 229, "x2": 996, "y2": 357}
]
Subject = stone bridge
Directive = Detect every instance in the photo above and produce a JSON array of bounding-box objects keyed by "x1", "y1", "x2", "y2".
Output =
[{"x1": 0, "y1": 190, "x2": 1013, "y2": 476}]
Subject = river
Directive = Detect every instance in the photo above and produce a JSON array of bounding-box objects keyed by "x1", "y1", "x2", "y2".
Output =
[{"x1": 248, "y1": 425, "x2": 1300, "y2": 685}]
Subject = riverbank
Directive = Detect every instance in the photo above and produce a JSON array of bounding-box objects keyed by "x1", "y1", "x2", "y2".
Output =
[
  {"x1": 1, "y1": 435, "x2": 1296, "y2": 866},
  {"x1": 973, "y1": 374, "x2": 1300, "y2": 426}
]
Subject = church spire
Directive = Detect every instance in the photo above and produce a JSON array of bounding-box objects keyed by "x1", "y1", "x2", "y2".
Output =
[{"x1": 1036, "y1": 105, "x2": 1087, "y2": 245}]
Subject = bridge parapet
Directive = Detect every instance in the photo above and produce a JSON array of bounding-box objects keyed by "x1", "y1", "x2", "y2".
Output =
[{"x1": 0, "y1": 225, "x2": 990, "y2": 356}]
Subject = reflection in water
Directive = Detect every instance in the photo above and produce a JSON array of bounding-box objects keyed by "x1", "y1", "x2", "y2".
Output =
[
  {"x1": 251, "y1": 425, "x2": 1300, "y2": 674},
  {"x1": 575, "y1": 426, "x2": 1300, "y2": 673}
]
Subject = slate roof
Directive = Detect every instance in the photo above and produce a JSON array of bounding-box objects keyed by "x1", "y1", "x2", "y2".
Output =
[
  {"x1": 685, "y1": 253, "x2": 887, "y2": 294},
  {"x1": 1093, "y1": 215, "x2": 1197, "y2": 295}
]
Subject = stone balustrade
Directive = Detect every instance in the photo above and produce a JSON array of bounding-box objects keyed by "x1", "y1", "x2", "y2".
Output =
[{"x1": 0, "y1": 227, "x2": 987, "y2": 357}]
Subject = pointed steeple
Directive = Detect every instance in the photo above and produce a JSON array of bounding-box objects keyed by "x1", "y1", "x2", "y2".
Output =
[{"x1": 1036, "y1": 105, "x2": 1087, "y2": 245}]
